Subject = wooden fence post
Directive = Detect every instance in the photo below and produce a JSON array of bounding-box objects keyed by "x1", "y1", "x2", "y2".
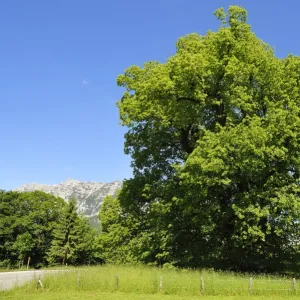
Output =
[
  {"x1": 116, "y1": 273, "x2": 119, "y2": 289},
  {"x1": 159, "y1": 276, "x2": 163, "y2": 291},
  {"x1": 77, "y1": 272, "x2": 80, "y2": 287},
  {"x1": 200, "y1": 276, "x2": 204, "y2": 294},
  {"x1": 249, "y1": 277, "x2": 253, "y2": 295},
  {"x1": 293, "y1": 278, "x2": 296, "y2": 293},
  {"x1": 37, "y1": 274, "x2": 43, "y2": 289},
  {"x1": 27, "y1": 257, "x2": 31, "y2": 270}
]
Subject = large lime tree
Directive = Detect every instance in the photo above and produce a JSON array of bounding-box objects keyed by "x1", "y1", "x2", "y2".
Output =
[{"x1": 101, "y1": 6, "x2": 300, "y2": 271}]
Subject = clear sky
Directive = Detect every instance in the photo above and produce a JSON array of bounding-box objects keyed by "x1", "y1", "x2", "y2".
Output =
[{"x1": 0, "y1": 0, "x2": 299, "y2": 190}]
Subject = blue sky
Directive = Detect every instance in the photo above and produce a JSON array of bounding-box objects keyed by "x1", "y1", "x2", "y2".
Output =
[{"x1": 0, "y1": 0, "x2": 299, "y2": 190}]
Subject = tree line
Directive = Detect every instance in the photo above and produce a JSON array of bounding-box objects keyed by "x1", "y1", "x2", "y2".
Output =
[{"x1": 0, "y1": 190, "x2": 100, "y2": 268}]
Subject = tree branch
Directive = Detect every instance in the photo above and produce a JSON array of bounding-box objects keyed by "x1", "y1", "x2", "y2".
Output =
[{"x1": 176, "y1": 97, "x2": 199, "y2": 104}]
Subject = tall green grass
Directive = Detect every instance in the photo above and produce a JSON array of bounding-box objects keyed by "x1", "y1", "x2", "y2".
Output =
[{"x1": 13, "y1": 265, "x2": 297, "y2": 297}]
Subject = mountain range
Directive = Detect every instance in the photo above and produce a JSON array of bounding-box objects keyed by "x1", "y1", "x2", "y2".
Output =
[{"x1": 15, "y1": 179, "x2": 122, "y2": 228}]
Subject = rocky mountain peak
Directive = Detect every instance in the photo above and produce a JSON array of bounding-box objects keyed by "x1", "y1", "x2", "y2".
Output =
[
  {"x1": 15, "y1": 179, "x2": 122, "y2": 228},
  {"x1": 63, "y1": 178, "x2": 81, "y2": 184}
]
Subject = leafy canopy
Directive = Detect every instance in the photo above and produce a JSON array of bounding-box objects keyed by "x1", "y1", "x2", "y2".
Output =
[{"x1": 100, "y1": 6, "x2": 300, "y2": 272}]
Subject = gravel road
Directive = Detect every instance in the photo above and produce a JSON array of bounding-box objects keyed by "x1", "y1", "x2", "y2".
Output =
[{"x1": 0, "y1": 270, "x2": 59, "y2": 291}]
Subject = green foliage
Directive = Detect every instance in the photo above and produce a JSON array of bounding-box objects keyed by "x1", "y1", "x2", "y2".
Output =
[
  {"x1": 47, "y1": 198, "x2": 98, "y2": 265},
  {"x1": 98, "y1": 195, "x2": 141, "y2": 264},
  {"x1": 101, "y1": 6, "x2": 300, "y2": 272},
  {"x1": 0, "y1": 191, "x2": 99, "y2": 267},
  {"x1": 0, "y1": 190, "x2": 66, "y2": 266},
  {"x1": 12, "y1": 232, "x2": 34, "y2": 262}
]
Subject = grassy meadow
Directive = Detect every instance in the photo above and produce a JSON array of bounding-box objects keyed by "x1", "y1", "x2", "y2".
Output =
[{"x1": 1, "y1": 265, "x2": 298, "y2": 300}]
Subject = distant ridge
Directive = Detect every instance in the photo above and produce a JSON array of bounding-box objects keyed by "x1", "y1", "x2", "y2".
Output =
[{"x1": 15, "y1": 179, "x2": 122, "y2": 228}]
